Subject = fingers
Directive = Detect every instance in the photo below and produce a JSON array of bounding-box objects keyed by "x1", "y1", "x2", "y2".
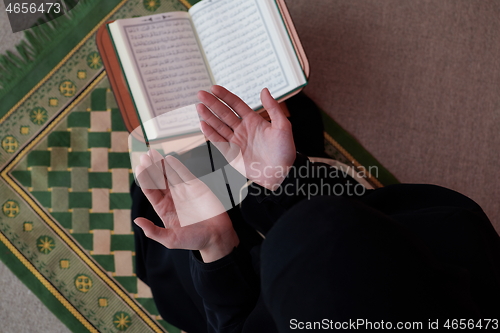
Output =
[
  {"x1": 162, "y1": 156, "x2": 183, "y2": 186},
  {"x1": 197, "y1": 89, "x2": 242, "y2": 129},
  {"x1": 196, "y1": 103, "x2": 233, "y2": 141},
  {"x1": 165, "y1": 156, "x2": 197, "y2": 183},
  {"x1": 197, "y1": 122, "x2": 236, "y2": 164},
  {"x1": 137, "y1": 150, "x2": 201, "y2": 190},
  {"x1": 210, "y1": 85, "x2": 253, "y2": 118},
  {"x1": 207, "y1": 139, "x2": 234, "y2": 162},
  {"x1": 260, "y1": 88, "x2": 290, "y2": 129},
  {"x1": 137, "y1": 152, "x2": 166, "y2": 190},
  {"x1": 135, "y1": 163, "x2": 168, "y2": 207},
  {"x1": 148, "y1": 149, "x2": 164, "y2": 167},
  {"x1": 134, "y1": 217, "x2": 171, "y2": 246},
  {"x1": 136, "y1": 154, "x2": 162, "y2": 189},
  {"x1": 199, "y1": 120, "x2": 227, "y2": 144}
]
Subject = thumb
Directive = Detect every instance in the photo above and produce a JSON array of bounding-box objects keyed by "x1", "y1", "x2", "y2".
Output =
[
  {"x1": 134, "y1": 217, "x2": 170, "y2": 246},
  {"x1": 261, "y1": 88, "x2": 289, "y2": 129}
]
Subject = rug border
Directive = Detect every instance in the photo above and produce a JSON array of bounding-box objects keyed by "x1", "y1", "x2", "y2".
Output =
[
  {"x1": 0, "y1": 0, "x2": 130, "y2": 126},
  {"x1": 0, "y1": 0, "x2": 126, "y2": 120},
  {"x1": 1, "y1": 70, "x2": 166, "y2": 332},
  {"x1": 0, "y1": 232, "x2": 95, "y2": 333},
  {"x1": 0, "y1": 1, "x2": 194, "y2": 331}
]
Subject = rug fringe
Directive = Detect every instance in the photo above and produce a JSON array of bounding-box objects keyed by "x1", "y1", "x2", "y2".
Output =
[{"x1": 0, "y1": 0, "x2": 93, "y2": 90}]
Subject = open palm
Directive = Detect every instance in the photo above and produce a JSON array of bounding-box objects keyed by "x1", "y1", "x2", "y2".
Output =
[
  {"x1": 134, "y1": 150, "x2": 238, "y2": 262},
  {"x1": 197, "y1": 86, "x2": 296, "y2": 190}
]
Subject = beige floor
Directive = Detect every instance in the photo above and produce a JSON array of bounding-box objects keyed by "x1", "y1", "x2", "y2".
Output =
[
  {"x1": 286, "y1": 0, "x2": 500, "y2": 233},
  {"x1": 0, "y1": 262, "x2": 71, "y2": 333},
  {"x1": 1, "y1": 0, "x2": 500, "y2": 332}
]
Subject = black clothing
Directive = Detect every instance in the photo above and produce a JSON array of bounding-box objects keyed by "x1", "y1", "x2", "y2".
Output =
[
  {"x1": 131, "y1": 152, "x2": 500, "y2": 332},
  {"x1": 131, "y1": 87, "x2": 500, "y2": 333}
]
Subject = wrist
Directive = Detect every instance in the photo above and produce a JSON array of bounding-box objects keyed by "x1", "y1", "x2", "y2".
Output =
[
  {"x1": 199, "y1": 228, "x2": 240, "y2": 263},
  {"x1": 255, "y1": 162, "x2": 296, "y2": 191},
  {"x1": 259, "y1": 153, "x2": 306, "y2": 191}
]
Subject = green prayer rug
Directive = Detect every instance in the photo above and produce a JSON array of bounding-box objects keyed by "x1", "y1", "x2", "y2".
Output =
[{"x1": 0, "y1": 0, "x2": 397, "y2": 332}]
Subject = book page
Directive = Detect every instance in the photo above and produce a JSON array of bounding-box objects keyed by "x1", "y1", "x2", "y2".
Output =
[
  {"x1": 109, "y1": 13, "x2": 212, "y2": 139},
  {"x1": 189, "y1": 0, "x2": 306, "y2": 110}
]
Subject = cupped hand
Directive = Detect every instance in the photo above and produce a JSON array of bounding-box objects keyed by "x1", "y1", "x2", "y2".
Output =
[
  {"x1": 134, "y1": 150, "x2": 239, "y2": 262},
  {"x1": 196, "y1": 85, "x2": 296, "y2": 191}
]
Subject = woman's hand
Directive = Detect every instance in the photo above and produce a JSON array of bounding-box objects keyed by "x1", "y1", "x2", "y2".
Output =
[
  {"x1": 197, "y1": 85, "x2": 296, "y2": 191},
  {"x1": 134, "y1": 150, "x2": 239, "y2": 263}
]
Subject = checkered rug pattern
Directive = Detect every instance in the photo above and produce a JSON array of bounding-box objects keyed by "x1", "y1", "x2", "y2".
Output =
[
  {"x1": 0, "y1": 0, "x2": 192, "y2": 331},
  {"x1": 9, "y1": 77, "x2": 178, "y2": 331}
]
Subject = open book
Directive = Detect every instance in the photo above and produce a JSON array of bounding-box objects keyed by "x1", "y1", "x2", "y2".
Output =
[{"x1": 105, "y1": 0, "x2": 308, "y2": 142}]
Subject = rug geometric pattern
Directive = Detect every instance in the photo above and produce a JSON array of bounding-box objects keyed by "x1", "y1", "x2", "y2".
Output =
[
  {"x1": 0, "y1": 0, "x2": 190, "y2": 332},
  {"x1": 6, "y1": 75, "x2": 176, "y2": 332},
  {"x1": 9, "y1": 76, "x2": 171, "y2": 328}
]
